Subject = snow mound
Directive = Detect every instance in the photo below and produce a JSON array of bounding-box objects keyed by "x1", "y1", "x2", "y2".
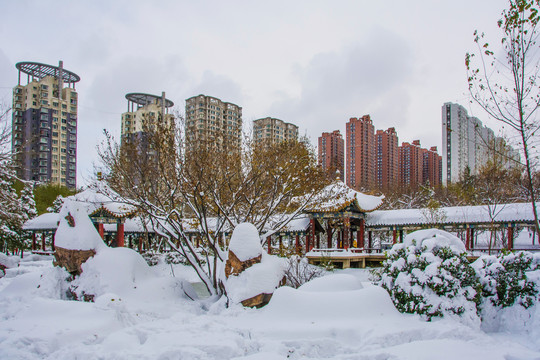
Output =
[
  {"x1": 71, "y1": 247, "x2": 150, "y2": 298},
  {"x1": 226, "y1": 253, "x2": 287, "y2": 304},
  {"x1": 55, "y1": 199, "x2": 106, "y2": 251},
  {"x1": 403, "y1": 228, "x2": 465, "y2": 253},
  {"x1": 298, "y1": 273, "x2": 363, "y2": 292},
  {"x1": 264, "y1": 284, "x2": 399, "y2": 320},
  {"x1": 228, "y1": 222, "x2": 262, "y2": 261},
  {"x1": 0, "y1": 252, "x2": 19, "y2": 269}
]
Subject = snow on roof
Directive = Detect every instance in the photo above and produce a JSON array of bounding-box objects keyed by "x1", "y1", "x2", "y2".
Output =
[
  {"x1": 367, "y1": 202, "x2": 539, "y2": 227},
  {"x1": 23, "y1": 213, "x2": 60, "y2": 230},
  {"x1": 24, "y1": 213, "x2": 155, "y2": 233},
  {"x1": 304, "y1": 182, "x2": 384, "y2": 213},
  {"x1": 67, "y1": 186, "x2": 137, "y2": 218}
]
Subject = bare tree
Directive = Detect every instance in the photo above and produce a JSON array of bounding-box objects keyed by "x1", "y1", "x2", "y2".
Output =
[
  {"x1": 98, "y1": 113, "x2": 329, "y2": 298},
  {"x1": 466, "y1": 0, "x2": 540, "y2": 236}
]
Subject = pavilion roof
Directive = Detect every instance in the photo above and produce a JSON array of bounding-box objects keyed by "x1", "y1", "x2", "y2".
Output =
[
  {"x1": 304, "y1": 182, "x2": 384, "y2": 214},
  {"x1": 67, "y1": 187, "x2": 138, "y2": 218},
  {"x1": 366, "y1": 202, "x2": 539, "y2": 227}
]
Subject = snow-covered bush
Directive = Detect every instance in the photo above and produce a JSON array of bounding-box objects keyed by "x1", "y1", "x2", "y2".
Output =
[
  {"x1": 142, "y1": 251, "x2": 162, "y2": 266},
  {"x1": 474, "y1": 251, "x2": 540, "y2": 309},
  {"x1": 165, "y1": 249, "x2": 207, "y2": 266},
  {"x1": 284, "y1": 255, "x2": 325, "y2": 289},
  {"x1": 378, "y1": 229, "x2": 481, "y2": 324}
]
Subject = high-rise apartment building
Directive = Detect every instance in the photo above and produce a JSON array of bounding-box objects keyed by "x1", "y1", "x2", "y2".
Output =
[
  {"x1": 253, "y1": 117, "x2": 298, "y2": 145},
  {"x1": 185, "y1": 94, "x2": 242, "y2": 151},
  {"x1": 12, "y1": 61, "x2": 79, "y2": 188},
  {"x1": 399, "y1": 140, "x2": 424, "y2": 189},
  {"x1": 375, "y1": 127, "x2": 399, "y2": 191},
  {"x1": 318, "y1": 130, "x2": 344, "y2": 180},
  {"x1": 121, "y1": 92, "x2": 175, "y2": 138},
  {"x1": 346, "y1": 115, "x2": 375, "y2": 190},
  {"x1": 423, "y1": 146, "x2": 442, "y2": 187},
  {"x1": 442, "y1": 102, "x2": 520, "y2": 184}
]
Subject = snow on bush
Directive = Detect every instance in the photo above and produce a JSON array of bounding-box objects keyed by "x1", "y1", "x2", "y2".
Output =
[
  {"x1": 474, "y1": 251, "x2": 540, "y2": 309},
  {"x1": 377, "y1": 229, "x2": 481, "y2": 325},
  {"x1": 284, "y1": 255, "x2": 325, "y2": 289}
]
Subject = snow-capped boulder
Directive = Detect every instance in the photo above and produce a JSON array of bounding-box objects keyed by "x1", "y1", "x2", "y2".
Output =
[
  {"x1": 53, "y1": 200, "x2": 106, "y2": 275},
  {"x1": 225, "y1": 223, "x2": 263, "y2": 278},
  {"x1": 224, "y1": 223, "x2": 286, "y2": 308}
]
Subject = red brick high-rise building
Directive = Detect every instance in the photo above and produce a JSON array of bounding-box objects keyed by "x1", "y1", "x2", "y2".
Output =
[
  {"x1": 346, "y1": 115, "x2": 375, "y2": 191},
  {"x1": 318, "y1": 130, "x2": 344, "y2": 180},
  {"x1": 423, "y1": 146, "x2": 442, "y2": 187},
  {"x1": 399, "y1": 140, "x2": 424, "y2": 189},
  {"x1": 376, "y1": 127, "x2": 399, "y2": 191}
]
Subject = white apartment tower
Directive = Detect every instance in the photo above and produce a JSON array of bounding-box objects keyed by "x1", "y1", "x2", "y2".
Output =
[
  {"x1": 185, "y1": 94, "x2": 242, "y2": 150},
  {"x1": 442, "y1": 102, "x2": 519, "y2": 184},
  {"x1": 253, "y1": 117, "x2": 298, "y2": 145}
]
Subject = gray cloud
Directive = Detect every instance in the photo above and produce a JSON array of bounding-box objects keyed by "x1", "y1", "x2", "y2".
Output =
[{"x1": 267, "y1": 28, "x2": 416, "y2": 141}]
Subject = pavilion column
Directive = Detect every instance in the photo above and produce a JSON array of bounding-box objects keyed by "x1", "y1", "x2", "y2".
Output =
[
  {"x1": 295, "y1": 235, "x2": 300, "y2": 254},
  {"x1": 399, "y1": 230, "x2": 404, "y2": 243},
  {"x1": 138, "y1": 236, "x2": 143, "y2": 253},
  {"x1": 32, "y1": 233, "x2": 36, "y2": 251},
  {"x1": 310, "y1": 218, "x2": 316, "y2": 250},
  {"x1": 117, "y1": 222, "x2": 125, "y2": 248},
  {"x1": 359, "y1": 219, "x2": 365, "y2": 249},
  {"x1": 344, "y1": 217, "x2": 350, "y2": 249},
  {"x1": 267, "y1": 236, "x2": 272, "y2": 254},
  {"x1": 52, "y1": 232, "x2": 56, "y2": 251},
  {"x1": 98, "y1": 223, "x2": 104, "y2": 240},
  {"x1": 357, "y1": 227, "x2": 364, "y2": 249},
  {"x1": 327, "y1": 224, "x2": 332, "y2": 248},
  {"x1": 368, "y1": 231, "x2": 372, "y2": 253},
  {"x1": 316, "y1": 233, "x2": 320, "y2": 249},
  {"x1": 305, "y1": 232, "x2": 310, "y2": 253},
  {"x1": 41, "y1": 233, "x2": 46, "y2": 251},
  {"x1": 465, "y1": 227, "x2": 471, "y2": 250},
  {"x1": 507, "y1": 225, "x2": 514, "y2": 251},
  {"x1": 392, "y1": 229, "x2": 397, "y2": 244}
]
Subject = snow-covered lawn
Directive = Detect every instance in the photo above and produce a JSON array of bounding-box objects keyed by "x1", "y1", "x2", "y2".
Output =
[{"x1": 1, "y1": 254, "x2": 539, "y2": 360}]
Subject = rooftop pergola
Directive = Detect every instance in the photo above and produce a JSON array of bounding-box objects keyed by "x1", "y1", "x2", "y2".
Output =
[{"x1": 16, "y1": 61, "x2": 80, "y2": 88}]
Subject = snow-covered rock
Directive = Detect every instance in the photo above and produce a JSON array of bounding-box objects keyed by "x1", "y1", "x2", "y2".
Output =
[
  {"x1": 53, "y1": 199, "x2": 107, "y2": 275},
  {"x1": 224, "y1": 223, "x2": 286, "y2": 307},
  {"x1": 55, "y1": 199, "x2": 106, "y2": 251}
]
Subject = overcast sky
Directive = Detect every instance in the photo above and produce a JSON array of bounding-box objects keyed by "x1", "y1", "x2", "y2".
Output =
[{"x1": 0, "y1": 0, "x2": 509, "y2": 187}]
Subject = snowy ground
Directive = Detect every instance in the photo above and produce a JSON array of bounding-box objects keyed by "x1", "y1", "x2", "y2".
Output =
[{"x1": 1, "y1": 254, "x2": 540, "y2": 360}]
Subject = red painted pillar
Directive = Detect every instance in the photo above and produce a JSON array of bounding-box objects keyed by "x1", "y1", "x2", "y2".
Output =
[
  {"x1": 305, "y1": 233, "x2": 310, "y2": 253},
  {"x1": 295, "y1": 235, "x2": 300, "y2": 254},
  {"x1": 393, "y1": 229, "x2": 397, "y2": 244},
  {"x1": 41, "y1": 233, "x2": 46, "y2": 251},
  {"x1": 465, "y1": 227, "x2": 471, "y2": 250},
  {"x1": 267, "y1": 236, "x2": 272, "y2": 254},
  {"x1": 32, "y1": 233, "x2": 36, "y2": 251},
  {"x1": 344, "y1": 217, "x2": 350, "y2": 248},
  {"x1": 316, "y1": 234, "x2": 320, "y2": 249},
  {"x1": 327, "y1": 225, "x2": 333, "y2": 248},
  {"x1": 507, "y1": 226, "x2": 514, "y2": 251},
  {"x1": 138, "y1": 236, "x2": 143, "y2": 253},
  {"x1": 117, "y1": 222, "x2": 125, "y2": 248},
  {"x1": 310, "y1": 219, "x2": 316, "y2": 250},
  {"x1": 368, "y1": 231, "x2": 372, "y2": 253},
  {"x1": 359, "y1": 219, "x2": 365, "y2": 249},
  {"x1": 98, "y1": 223, "x2": 104, "y2": 240}
]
